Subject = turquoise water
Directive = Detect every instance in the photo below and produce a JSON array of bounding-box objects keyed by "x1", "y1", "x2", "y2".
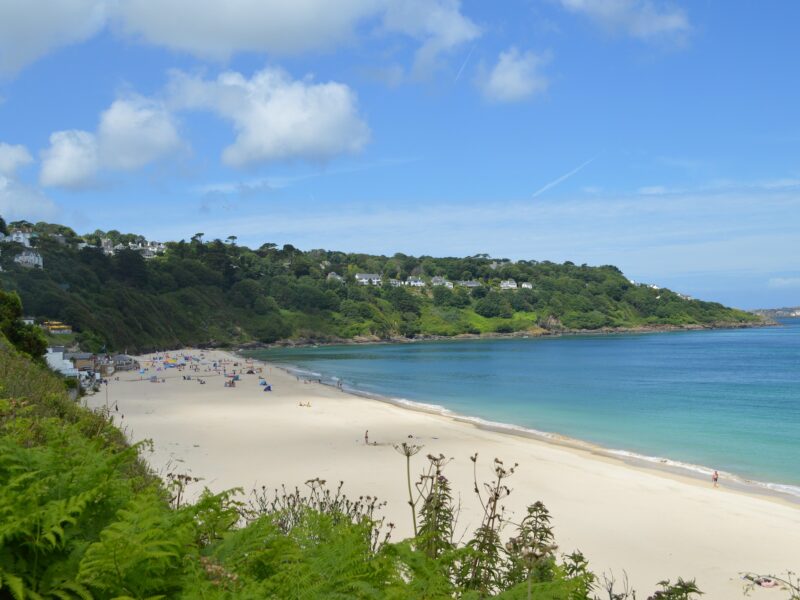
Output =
[{"x1": 247, "y1": 319, "x2": 800, "y2": 493}]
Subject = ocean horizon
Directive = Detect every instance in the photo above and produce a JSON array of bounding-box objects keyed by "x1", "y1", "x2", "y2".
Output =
[{"x1": 247, "y1": 318, "x2": 800, "y2": 498}]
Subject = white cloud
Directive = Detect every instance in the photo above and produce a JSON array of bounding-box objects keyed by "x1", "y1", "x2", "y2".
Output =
[
  {"x1": 0, "y1": 0, "x2": 106, "y2": 76},
  {"x1": 0, "y1": 175, "x2": 58, "y2": 220},
  {"x1": 98, "y1": 96, "x2": 182, "y2": 170},
  {"x1": 559, "y1": 0, "x2": 689, "y2": 41},
  {"x1": 0, "y1": 143, "x2": 33, "y2": 177},
  {"x1": 638, "y1": 185, "x2": 669, "y2": 195},
  {"x1": 768, "y1": 277, "x2": 800, "y2": 289},
  {"x1": 39, "y1": 130, "x2": 99, "y2": 189},
  {"x1": 115, "y1": 0, "x2": 381, "y2": 59},
  {"x1": 478, "y1": 47, "x2": 549, "y2": 102},
  {"x1": 168, "y1": 67, "x2": 370, "y2": 167},
  {"x1": 383, "y1": 0, "x2": 480, "y2": 77}
]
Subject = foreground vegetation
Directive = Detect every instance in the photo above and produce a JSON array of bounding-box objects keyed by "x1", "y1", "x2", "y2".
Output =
[{"x1": 0, "y1": 219, "x2": 761, "y2": 353}]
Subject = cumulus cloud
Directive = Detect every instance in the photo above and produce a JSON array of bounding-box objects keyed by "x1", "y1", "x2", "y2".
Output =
[
  {"x1": 98, "y1": 96, "x2": 182, "y2": 170},
  {"x1": 478, "y1": 48, "x2": 549, "y2": 102},
  {"x1": 0, "y1": 143, "x2": 33, "y2": 176},
  {"x1": 0, "y1": 175, "x2": 58, "y2": 220},
  {"x1": 559, "y1": 0, "x2": 690, "y2": 41},
  {"x1": 39, "y1": 130, "x2": 99, "y2": 189},
  {"x1": 383, "y1": 0, "x2": 480, "y2": 77},
  {"x1": 115, "y1": 0, "x2": 381, "y2": 59},
  {"x1": 0, "y1": 0, "x2": 106, "y2": 75},
  {"x1": 168, "y1": 67, "x2": 370, "y2": 167},
  {"x1": 39, "y1": 96, "x2": 183, "y2": 188}
]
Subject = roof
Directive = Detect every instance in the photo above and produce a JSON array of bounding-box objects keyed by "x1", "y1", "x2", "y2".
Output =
[
  {"x1": 355, "y1": 273, "x2": 380, "y2": 278},
  {"x1": 65, "y1": 352, "x2": 94, "y2": 360}
]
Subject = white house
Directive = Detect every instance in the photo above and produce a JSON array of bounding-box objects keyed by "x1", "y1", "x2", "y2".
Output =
[
  {"x1": 405, "y1": 276, "x2": 425, "y2": 287},
  {"x1": 520, "y1": 282, "x2": 533, "y2": 289},
  {"x1": 9, "y1": 230, "x2": 33, "y2": 247},
  {"x1": 326, "y1": 272, "x2": 344, "y2": 283},
  {"x1": 14, "y1": 249, "x2": 43, "y2": 269},
  {"x1": 21, "y1": 316, "x2": 35, "y2": 326},
  {"x1": 45, "y1": 348, "x2": 79, "y2": 378},
  {"x1": 500, "y1": 279, "x2": 517, "y2": 290},
  {"x1": 389, "y1": 278, "x2": 403, "y2": 287},
  {"x1": 458, "y1": 280, "x2": 482, "y2": 288},
  {"x1": 355, "y1": 273, "x2": 382, "y2": 286},
  {"x1": 431, "y1": 276, "x2": 454, "y2": 288}
]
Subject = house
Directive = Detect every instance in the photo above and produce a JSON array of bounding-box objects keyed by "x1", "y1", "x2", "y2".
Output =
[
  {"x1": 9, "y1": 230, "x2": 33, "y2": 247},
  {"x1": 51, "y1": 233, "x2": 67, "y2": 245},
  {"x1": 389, "y1": 278, "x2": 403, "y2": 287},
  {"x1": 500, "y1": 279, "x2": 518, "y2": 290},
  {"x1": 355, "y1": 273, "x2": 382, "y2": 286},
  {"x1": 326, "y1": 272, "x2": 344, "y2": 283},
  {"x1": 112, "y1": 354, "x2": 139, "y2": 371},
  {"x1": 45, "y1": 348, "x2": 79, "y2": 378},
  {"x1": 13, "y1": 249, "x2": 43, "y2": 269},
  {"x1": 520, "y1": 282, "x2": 533, "y2": 289},
  {"x1": 405, "y1": 276, "x2": 425, "y2": 287},
  {"x1": 43, "y1": 321, "x2": 73, "y2": 335},
  {"x1": 21, "y1": 316, "x2": 35, "y2": 326},
  {"x1": 65, "y1": 352, "x2": 96, "y2": 371},
  {"x1": 430, "y1": 276, "x2": 454, "y2": 288},
  {"x1": 457, "y1": 280, "x2": 482, "y2": 288}
]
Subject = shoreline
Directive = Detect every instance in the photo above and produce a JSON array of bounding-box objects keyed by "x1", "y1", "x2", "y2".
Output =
[
  {"x1": 263, "y1": 358, "x2": 800, "y2": 507},
  {"x1": 95, "y1": 348, "x2": 800, "y2": 598},
  {"x1": 238, "y1": 319, "x2": 776, "y2": 350}
]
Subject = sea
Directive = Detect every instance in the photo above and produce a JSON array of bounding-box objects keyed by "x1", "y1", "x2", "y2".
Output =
[{"x1": 245, "y1": 318, "x2": 800, "y2": 499}]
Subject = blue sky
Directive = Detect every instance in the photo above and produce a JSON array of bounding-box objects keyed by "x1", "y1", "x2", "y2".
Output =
[{"x1": 1, "y1": 1, "x2": 799, "y2": 309}]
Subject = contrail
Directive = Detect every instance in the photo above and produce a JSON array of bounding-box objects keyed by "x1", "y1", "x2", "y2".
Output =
[
  {"x1": 454, "y1": 45, "x2": 476, "y2": 83},
  {"x1": 532, "y1": 155, "x2": 598, "y2": 198}
]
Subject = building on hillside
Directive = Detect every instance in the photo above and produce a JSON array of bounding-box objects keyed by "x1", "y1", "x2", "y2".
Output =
[
  {"x1": 520, "y1": 282, "x2": 533, "y2": 289},
  {"x1": 500, "y1": 279, "x2": 518, "y2": 290},
  {"x1": 51, "y1": 233, "x2": 67, "y2": 245},
  {"x1": 389, "y1": 278, "x2": 402, "y2": 287},
  {"x1": 65, "y1": 352, "x2": 96, "y2": 371},
  {"x1": 430, "y1": 276, "x2": 454, "y2": 288},
  {"x1": 45, "y1": 348, "x2": 79, "y2": 378},
  {"x1": 355, "y1": 273, "x2": 382, "y2": 286},
  {"x1": 457, "y1": 280, "x2": 482, "y2": 288},
  {"x1": 326, "y1": 272, "x2": 344, "y2": 283},
  {"x1": 112, "y1": 354, "x2": 139, "y2": 371},
  {"x1": 43, "y1": 321, "x2": 73, "y2": 335},
  {"x1": 21, "y1": 316, "x2": 35, "y2": 326},
  {"x1": 405, "y1": 276, "x2": 425, "y2": 287},
  {"x1": 9, "y1": 230, "x2": 33, "y2": 247},
  {"x1": 14, "y1": 249, "x2": 43, "y2": 269}
]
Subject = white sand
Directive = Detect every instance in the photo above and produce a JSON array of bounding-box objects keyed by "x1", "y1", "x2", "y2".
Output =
[{"x1": 90, "y1": 349, "x2": 800, "y2": 599}]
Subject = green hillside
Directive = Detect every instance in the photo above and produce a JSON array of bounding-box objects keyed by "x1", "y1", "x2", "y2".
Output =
[{"x1": 0, "y1": 220, "x2": 762, "y2": 353}]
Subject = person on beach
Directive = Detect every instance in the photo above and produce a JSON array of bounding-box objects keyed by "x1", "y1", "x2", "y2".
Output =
[
  {"x1": 712, "y1": 470, "x2": 719, "y2": 487},
  {"x1": 364, "y1": 430, "x2": 369, "y2": 445}
]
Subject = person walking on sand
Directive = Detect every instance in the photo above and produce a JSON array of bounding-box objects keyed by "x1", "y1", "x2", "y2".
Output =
[
  {"x1": 364, "y1": 430, "x2": 369, "y2": 445},
  {"x1": 712, "y1": 470, "x2": 719, "y2": 487}
]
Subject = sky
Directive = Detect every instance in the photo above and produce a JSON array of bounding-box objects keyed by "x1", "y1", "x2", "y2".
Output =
[{"x1": 0, "y1": 0, "x2": 799, "y2": 309}]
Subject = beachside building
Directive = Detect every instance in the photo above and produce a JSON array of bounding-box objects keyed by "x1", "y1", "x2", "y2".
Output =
[
  {"x1": 13, "y1": 249, "x2": 43, "y2": 269},
  {"x1": 500, "y1": 279, "x2": 518, "y2": 290},
  {"x1": 65, "y1": 352, "x2": 96, "y2": 371},
  {"x1": 520, "y1": 282, "x2": 533, "y2": 289},
  {"x1": 45, "y1": 348, "x2": 79, "y2": 378},
  {"x1": 43, "y1": 321, "x2": 73, "y2": 335},
  {"x1": 405, "y1": 276, "x2": 425, "y2": 287},
  {"x1": 355, "y1": 273, "x2": 382, "y2": 286},
  {"x1": 112, "y1": 354, "x2": 139, "y2": 371},
  {"x1": 326, "y1": 272, "x2": 344, "y2": 283}
]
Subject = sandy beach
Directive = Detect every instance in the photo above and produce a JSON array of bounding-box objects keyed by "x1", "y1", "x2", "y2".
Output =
[{"x1": 89, "y1": 349, "x2": 800, "y2": 599}]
